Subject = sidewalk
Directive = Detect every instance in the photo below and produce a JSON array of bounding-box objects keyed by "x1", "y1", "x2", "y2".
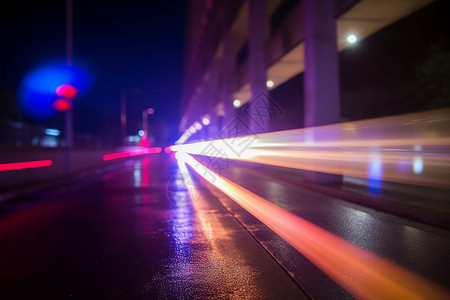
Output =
[{"x1": 227, "y1": 162, "x2": 450, "y2": 230}]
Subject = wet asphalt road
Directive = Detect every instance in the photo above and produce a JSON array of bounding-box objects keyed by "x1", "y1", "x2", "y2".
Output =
[
  {"x1": 216, "y1": 162, "x2": 450, "y2": 299},
  {"x1": 0, "y1": 155, "x2": 307, "y2": 299},
  {"x1": 1, "y1": 155, "x2": 450, "y2": 299}
]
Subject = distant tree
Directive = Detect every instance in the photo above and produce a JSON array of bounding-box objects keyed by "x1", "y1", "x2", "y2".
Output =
[
  {"x1": 0, "y1": 89, "x2": 22, "y2": 143},
  {"x1": 412, "y1": 38, "x2": 450, "y2": 109},
  {"x1": 0, "y1": 89, "x2": 22, "y2": 121}
]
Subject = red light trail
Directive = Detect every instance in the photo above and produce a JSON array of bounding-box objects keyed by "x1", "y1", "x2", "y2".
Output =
[
  {"x1": 0, "y1": 160, "x2": 53, "y2": 171},
  {"x1": 102, "y1": 147, "x2": 162, "y2": 161}
]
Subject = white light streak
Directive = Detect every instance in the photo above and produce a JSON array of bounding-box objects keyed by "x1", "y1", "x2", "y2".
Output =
[{"x1": 172, "y1": 109, "x2": 450, "y2": 189}]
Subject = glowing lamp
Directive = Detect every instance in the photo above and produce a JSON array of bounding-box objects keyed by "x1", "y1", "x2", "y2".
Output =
[
  {"x1": 53, "y1": 98, "x2": 73, "y2": 112},
  {"x1": 202, "y1": 117, "x2": 210, "y2": 126},
  {"x1": 56, "y1": 84, "x2": 78, "y2": 99},
  {"x1": 17, "y1": 62, "x2": 91, "y2": 120},
  {"x1": 233, "y1": 99, "x2": 241, "y2": 108},
  {"x1": 194, "y1": 122, "x2": 202, "y2": 130},
  {"x1": 346, "y1": 34, "x2": 358, "y2": 44},
  {"x1": 141, "y1": 137, "x2": 150, "y2": 148}
]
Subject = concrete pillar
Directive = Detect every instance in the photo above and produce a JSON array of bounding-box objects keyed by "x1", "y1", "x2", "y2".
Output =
[
  {"x1": 222, "y1": 35, "x2": 235, "y2": 130},
  {"x1": 303, "y1": 0, "x2": 342, "y2": 184},
  {"x1": 207, "y1": 62, "x2": 220, "y2": 139},
  {"x1": 220, "y1": 1, "x2": 236, "y2": 130},
  {"x1": 198, "y1": 84, "x2": 208, "y2": 140},
  {"x1": 248, "y1": 0, "x2": 268, "y2": 133}
]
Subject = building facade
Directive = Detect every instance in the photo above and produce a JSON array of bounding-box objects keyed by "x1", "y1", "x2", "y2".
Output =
[{"x1": 177, "y1": 0, "x2": 436, "y2": 144}]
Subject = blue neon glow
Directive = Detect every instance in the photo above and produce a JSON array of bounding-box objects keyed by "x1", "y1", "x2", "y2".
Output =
[
  {"x1": 368, "y1": 157, "x2": 383, "y2": 194},
  {"x1": 17, "y1": 62, "x2": 92, "y2": 121}
]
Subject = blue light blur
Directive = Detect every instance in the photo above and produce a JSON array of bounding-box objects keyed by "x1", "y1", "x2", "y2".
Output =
[
  {"x1": 413, "y1": 156, "x2": 423, "y2": 174},
  {"x1": 17, "y1": 62, "x2": 92, "y2": 121},
  {"x1": 44, "y1": 128, "x2": 60, "y2": 136},
  {"x1": 368, "y1": 157, "x2": 383, "y2": 194}
]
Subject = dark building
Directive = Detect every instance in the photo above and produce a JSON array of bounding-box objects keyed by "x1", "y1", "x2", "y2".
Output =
[{"x1": 178, "y1": 0, "x2": 446, "y2": 144}]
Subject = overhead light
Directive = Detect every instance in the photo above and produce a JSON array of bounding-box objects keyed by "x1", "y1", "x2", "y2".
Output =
[
  {"x1": 346, "y1": 34, "x2": 358, "y2": 44},
  {"x1": 202, "y1": 117, "x2": 210, "y2": 126},
  {"x1": 194, "y1": 122, "x2": 202, "y2": 130}
]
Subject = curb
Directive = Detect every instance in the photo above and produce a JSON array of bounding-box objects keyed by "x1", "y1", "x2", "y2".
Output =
[
  {"x1": 296, "y1": 180, "x2": 450, "y2": 231},
  {"x1": 0, "y1": 159, "x2": 132, "y2": 205}
]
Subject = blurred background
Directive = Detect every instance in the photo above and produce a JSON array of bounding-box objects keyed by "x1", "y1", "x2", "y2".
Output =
[{"x1": 0, "y1": 0, "x2": 186, "y2": 148}]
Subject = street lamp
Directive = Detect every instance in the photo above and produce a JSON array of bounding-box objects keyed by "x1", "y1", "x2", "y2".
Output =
[
  {"x1": 346, "y1": 33, "x2": 358, "y2": 45},
  {"x1": 202, "y1": 116, "x2": 210, "y2": 126},
  {"x1": 65, "y1": 0, "x2": 73, "y2": 174}
]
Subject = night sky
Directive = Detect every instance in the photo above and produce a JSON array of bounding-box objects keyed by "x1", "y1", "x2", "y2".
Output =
[
  {"x1": 1, "y1": 0, "x2": 449, "y2": 146},
  {"x1": 0, "y1": 0, "x2": 186, "y2": 145}
]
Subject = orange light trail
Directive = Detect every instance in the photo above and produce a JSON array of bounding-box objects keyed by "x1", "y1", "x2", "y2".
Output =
[
  {"x1": 176, "y1": 152, "x2": 450, "y2": 300},
  {"x1": 171, "y1": 109, "x2": 450, "y2": 189}
]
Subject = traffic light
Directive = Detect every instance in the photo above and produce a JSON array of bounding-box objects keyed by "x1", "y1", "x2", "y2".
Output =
[
  {"x1": 53, "y1": 84, "x2": 78, "y2": 112},
  {"x1": 17, "y1": 62, "x2": 91, "y2": 120},
  {"x1": 53, "y1": 98, "x2": 73, "y2": 112},
  {"x1": 56, "y1": 84, "x2": 78, "y2": 98}
]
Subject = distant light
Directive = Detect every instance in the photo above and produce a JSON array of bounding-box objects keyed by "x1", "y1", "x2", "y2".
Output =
[
  {"x1": 194, "y1": 122, "x2": 202, "y2": 130},
  {"x1": 368, "y1": 157, "x2": 383, "y2": 180},
  {"x1": 266, "y1": 80, "x2": 274, "y2": 88},
  {"x1": 56, "y1": 84, "x2": 78, "y2": 99},
  {"x1": 413, "y1": 156, "x2": 423, "y2": 174},
  {"x1": 189, "y1": 126, "x2": 196, "y2": 134},
  {"x1": 0, "y1": 160, "x2": 53, "y2": 171},
  {"x1": 44, "y1": 128, "x2": 60, "y2": 136},
  {"x1": 233, "y1": 99, "x2": 241, "y2": 108},
  {"x1": 141, "y1": 138, "x2": 150, "y2": 148},
  {"x1": 164, "y1": 147, "x2": 172, "y2": 153},
  {"x1": 346, "y1": 34, "x2": 358, "y2": 44},
  {"x1": 148, "y1": 108, "x2": 154, "y2": 115},
  {"x1": 40, "y1": 136, "x2": 58, "y2": 147},
  {"x1": 202, "y1": 117, "x2": 210, "y2": 126},
  {"x1": 53, "y1": 98, "x2": 73, "y2": 112},
  {"x1": 138, "y1": 130, "x2": 144, "y2": 136}
]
